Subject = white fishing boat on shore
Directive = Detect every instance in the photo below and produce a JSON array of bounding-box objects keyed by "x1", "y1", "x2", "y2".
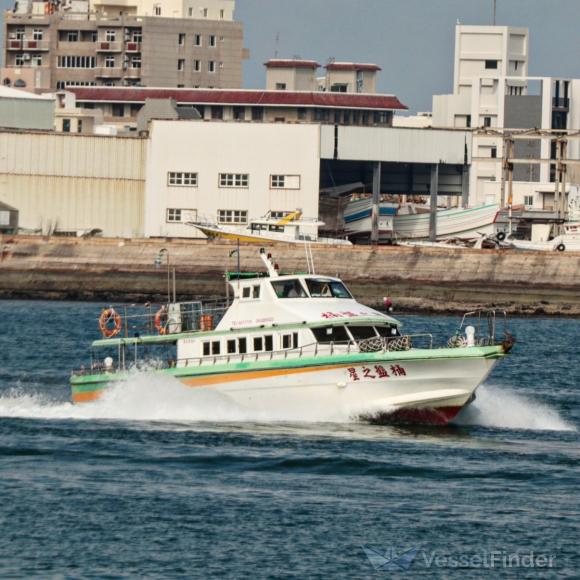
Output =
[
  {"x1": 71, "y1": 249, "x2": 514, "y2": 425},
  {"x1": 189, "y1": 210, "x2": 352, "y2": 246},
  {"x1": 343, "y1": 198, "x2": 500, "y2": 242}
]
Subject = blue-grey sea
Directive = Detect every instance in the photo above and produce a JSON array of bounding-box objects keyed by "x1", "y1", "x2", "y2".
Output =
[{"x1": 0, "y1": 300, "x2": 578, "y2": 578}]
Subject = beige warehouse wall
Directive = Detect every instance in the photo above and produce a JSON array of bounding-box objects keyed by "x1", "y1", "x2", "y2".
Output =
[
  {"x1": 0, "y1": 132, "x2": 146, "y2": 180},
  {"x1": 0, "y1": 175, "x2": 144, "y2": 237},
  {"x1": 0, "y1": 131, "x2": 147, "y2": 237}
]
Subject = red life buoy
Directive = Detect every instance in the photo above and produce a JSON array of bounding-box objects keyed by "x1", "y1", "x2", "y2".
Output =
[
  {"x1": 99, "y1": 307, "x2": 122, "y2": 338},
  {"x1": 154, "y1": 307, "x2": 167, "y2": 335}
]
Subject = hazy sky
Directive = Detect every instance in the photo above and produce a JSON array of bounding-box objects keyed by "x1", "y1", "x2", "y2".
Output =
[
  {"x1": 1, "y1": 0, "x2": 578, "y2": 112},
  {"x1": 236, "y1": 0, "x2": 580, "y2": 112}
]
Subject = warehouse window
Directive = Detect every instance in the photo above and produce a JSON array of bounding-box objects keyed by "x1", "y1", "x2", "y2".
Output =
[
  {"x1": 105, "y1": 30, "x2": 116, "y2": 42},
  {"x1": 168, "y1": 172, "x2": 198, "y2": 186},
  {"x1": 167, "y1": 208, "x2": 182, "y2": 222},
  {"x1": 194, "y1": 34, "x2": 202, "y2": 46},
  {"x1": 270, "y1": 175, "x2": 300, "y2": 189},
  {"x1": 485, "y1": 59, "x2": 498, "y2": 70},
  {"x1": 208, "y1": 60, "x2": 216, "y2": 73},
  {"x1": 219, "y1": 173, "x2": 249, "y2": 188},
  {"x1": 209, "y1": 35, "x2": 216, "y2": 47},
  {"x1": 193, "y1": 59, "x2": 201, "y2": 72},
  {"x1": 217, "y1": 210, "x2": 248, "y2": 224}
]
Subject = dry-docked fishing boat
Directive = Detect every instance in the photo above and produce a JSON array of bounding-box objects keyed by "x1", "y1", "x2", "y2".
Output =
[{"x1": 71, "y1": 250, "x2": 514, "y2": 425}]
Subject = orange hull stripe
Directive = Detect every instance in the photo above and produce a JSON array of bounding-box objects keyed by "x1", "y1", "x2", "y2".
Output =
[
  {"x1": 72, "y1": 391, "x2": 103, "y2": 403},
  {"x1": 179, "y1": 363, "x2": 352, "y2": 388}
]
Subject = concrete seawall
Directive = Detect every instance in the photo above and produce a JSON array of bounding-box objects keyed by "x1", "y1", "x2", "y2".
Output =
[{"x1": 1, "y1": 235, "x2": 579, "y2": 315}]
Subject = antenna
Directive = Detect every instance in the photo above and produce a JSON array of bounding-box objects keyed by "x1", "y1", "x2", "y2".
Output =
[
  {"x1": 274, "y1": 32, "x2": 279, "y2": 58},
  {"x1": 492, "y1": 0, "x2": 497, "y2": 25}
]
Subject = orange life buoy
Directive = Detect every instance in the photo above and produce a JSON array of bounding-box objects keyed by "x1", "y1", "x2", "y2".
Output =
[
  {"x1": 154, "y1": 307, "x2": 167, "y2": 335},
  {"x1": 99, "y1": 307, "x2": 122, "y2": 338}
]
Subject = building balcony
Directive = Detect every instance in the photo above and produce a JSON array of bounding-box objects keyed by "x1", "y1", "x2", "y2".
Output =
[
  {"x1": 57, "y1": 41, "x2": 99, "y2": 52},
  {"x1": 25, "y1": 39, "x2": 50, "y2": 51},
  {"x1": 6, "y1": 39, "x2": 50, "y2": 51},
  {"x1": 125, "y1": 41, "x2": 141, "y2": 53},
  {"x1": 124, "y1": 68, "x2": 141, "y2": 78},
  {"x1": 552, "y1": 97, "x2": 570, "y2": 111},
  {"x1": 96, "y1": 41, "x2": 122, "y2": 52},
  {"x1": 95, "y1": 67, "x2": 123, "y2": 78}
]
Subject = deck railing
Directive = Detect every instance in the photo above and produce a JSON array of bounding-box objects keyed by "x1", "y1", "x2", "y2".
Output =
[{"x1": 75, "y1": 333, "x2": 437, "y2": 377}]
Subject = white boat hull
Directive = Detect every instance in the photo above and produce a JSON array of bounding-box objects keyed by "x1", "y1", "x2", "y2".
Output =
[
  {"x1": 176, "y1": 351, "x2": 499, "y2": 424},
  {"x1": 344, "y1": 202, "x2": 500, "y2": 242}
]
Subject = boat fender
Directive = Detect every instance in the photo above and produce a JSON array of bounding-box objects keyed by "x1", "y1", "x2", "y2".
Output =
[
  {"x1": 496, "y1": 231, "x2": 507, "y2": 241},
  {"x1": 556, "y1": 243, "x2": 566, "y2": 252},
  {"x1": 99, "y1": 307, "x2": 122, "y2": 338},
  {"x1": 154, "y1": 307, "x2": 168, "y2": 335}
]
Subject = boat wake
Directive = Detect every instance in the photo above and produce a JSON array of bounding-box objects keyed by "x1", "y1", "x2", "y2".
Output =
[
  {"x1": 0, "y1": 378, "x2": 575, "y2": 432},
  {"x1": 456, "y1": 384, "x2": 576, "y2": 432}
]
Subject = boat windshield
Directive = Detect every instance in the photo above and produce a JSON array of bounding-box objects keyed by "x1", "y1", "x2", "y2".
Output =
[
  {"x1": 271, "y1": 279, "x2": 308, "y2": 298},
  {"x1": 305, "y1": 278, "x2": 352, "y2": 299}
]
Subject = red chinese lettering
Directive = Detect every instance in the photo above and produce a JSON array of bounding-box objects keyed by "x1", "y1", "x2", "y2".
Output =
[
  {"x1": 374, "y1": 365, "x2": 389, "y2": 378},
  {"x1": 390, "y1": 364, "x2": 406, "y2": 377},
  {"x1": 362, "y1": 367, "x2": 376, "y2": 379},
  {"x1": 347, "y1": 367, "x2": 360, "y2": 381}
]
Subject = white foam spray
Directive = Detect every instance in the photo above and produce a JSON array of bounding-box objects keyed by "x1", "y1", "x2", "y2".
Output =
[
  {"x1": 0, "y1": 376, "x2": 575, "y2": 432},
  {"x1": 456, "y1": 384, "x2": 576, "y2": 432}
]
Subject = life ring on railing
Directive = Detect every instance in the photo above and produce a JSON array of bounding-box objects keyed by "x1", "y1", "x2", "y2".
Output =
[
  {"x1": 154, "y1": 306, "x2": 168, "y2": 335},
  {"x1": 99, "y1": 307, "x2": 122, "y2": 338}
]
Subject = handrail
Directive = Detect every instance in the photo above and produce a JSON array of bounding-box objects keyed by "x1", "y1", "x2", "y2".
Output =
[{"x1": 75, "y1": 334, "x2": 436, "y2": 377}]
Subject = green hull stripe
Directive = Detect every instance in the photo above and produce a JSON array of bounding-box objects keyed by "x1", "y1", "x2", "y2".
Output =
[{"x1": 71, "y1": 345, "x2": 505, "y2": 393}]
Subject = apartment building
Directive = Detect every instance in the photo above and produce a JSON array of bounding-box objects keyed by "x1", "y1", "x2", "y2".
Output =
[
  {"x1": 2, "y1": 0, "x2": 246, "y2": 91},
  {"x1": 432, "y1": 25, "x2": 580, "y2": 209}
]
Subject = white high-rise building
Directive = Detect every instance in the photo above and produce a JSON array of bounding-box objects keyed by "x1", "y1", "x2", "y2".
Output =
[{"x1": 433, "y1": 24, "x2": 580, "y2": 212}]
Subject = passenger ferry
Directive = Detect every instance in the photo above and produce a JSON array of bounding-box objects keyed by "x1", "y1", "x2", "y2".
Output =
[{"x1": 71, "y1": 250, "x2": 514, "y2": 425}]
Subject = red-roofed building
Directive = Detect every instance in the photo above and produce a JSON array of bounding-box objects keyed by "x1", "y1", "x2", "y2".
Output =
[
  {"x1": 324, "y1": 62, "x2": 382, "y2": 94},
  {"x1": 68, "y1": 86, "x2": 407, "y2": 129},
  {"x1": 264, "y1": 59, "x2": 321, "y2": 92}
]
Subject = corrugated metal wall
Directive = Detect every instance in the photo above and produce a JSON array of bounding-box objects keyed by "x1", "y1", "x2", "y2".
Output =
[
  {"x1": 0, "y1": 131, "x2": 146, "y2": 236},
  {"x1": 320, "y1": 126, "x2": 472, "y2": 165}
]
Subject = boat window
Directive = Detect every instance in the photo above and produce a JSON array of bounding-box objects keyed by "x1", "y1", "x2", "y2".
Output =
[
  {"x1": 282, "y1": 334, "x2": 291, "y2": 349},
  {"x1": 202, "y1": 342, "x2": 210, "y2": 356},
  {"x1": 264, "y1": 335, "x2": 273, "y2": 351},
  {"x1": 305, "y1": 278, "x2": 352, "y2": 299},
  {"x1": 211, "y1": 341, "x2": 220, "y2": 355},
  {"x1": 238, "y1": 337, "x2": 247, "y2": 354},
  {"x1": 252, "y1": 285, "x2": 260, "y2": 298},
  {"x1": 311, "y1": 326, "x2": 350, "y2": 343},
  {"x1": 271, "y1": 279, "x2": 308, "y2": 298},
  {"x1": 268, "y1": 225, "x2": 284, "y2": 232},
  {"x1": 227, "y1": 339, "x2": 236, "y2": 354},
  {"x1": 375, "y1": 325, "x2": 399, "y2": 337},
  {"x1": 242, "y1": 287, "x2": 251, "y2": 298},
  {"x1": 293, "y1": 332, "x2": 299, "y2": 348},
  {"x1": 348, "y1": 326, "x2": 378, "y2": 340},
  {"x1": 253, "y1": 336, "x2": 263, "y2": 351},
  {"x1": 251, "y1": 223, "x2": 267, "y2": 231}
]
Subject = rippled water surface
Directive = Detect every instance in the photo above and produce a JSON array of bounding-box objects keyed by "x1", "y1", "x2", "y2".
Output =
[{"x1": 0, "y1": 300, "x2": 578, "y2": 578}]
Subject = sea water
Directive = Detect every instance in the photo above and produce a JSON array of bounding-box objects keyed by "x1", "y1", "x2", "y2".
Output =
[{"x1": 0, "y1": 301, "x2": 578, "y2": 578}]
